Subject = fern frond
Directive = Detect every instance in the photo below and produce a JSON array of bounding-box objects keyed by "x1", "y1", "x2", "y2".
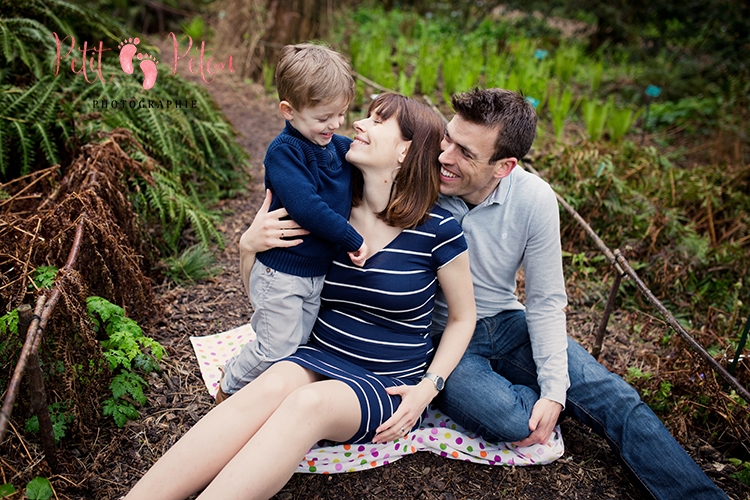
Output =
[
  {"x1": 0, "y1": 18, "x2": 55, "y2": 79},
  {"x1": 185, "y1": 206, "x2": 224, "y2": 249},
  {"x1": 33, "y1": 121, "x2": 60, "y2": 166},
  {"x1": 0, "y1": 125, "x2": 7, "y2": 177},
  {"x1": 25, "y1": 75, "x2": 59, "y2": 124},
  {"x1": 11, "y1": 120, "x2": 35, "y2": 175},
  {"x1": 3, "y1": 76, "x2": 49, "y2": 118}
]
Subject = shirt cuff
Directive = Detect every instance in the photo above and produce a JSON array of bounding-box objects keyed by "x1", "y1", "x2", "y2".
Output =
[
  {"x1": 341, "y1": 225, "x2": 364, "y2": 252},
  {"x1": 539, "y1": 380, "x2": 568, "y2": 410}
]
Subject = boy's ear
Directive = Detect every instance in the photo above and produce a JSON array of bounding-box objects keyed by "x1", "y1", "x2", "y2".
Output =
[{"x1": 279, "y1": 101, "x2": 295, "y2": 121}]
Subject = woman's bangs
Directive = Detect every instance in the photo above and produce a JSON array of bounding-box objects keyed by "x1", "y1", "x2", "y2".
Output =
[{"x1": 367, "y1": 93, "x2": 403, "y2": 121}]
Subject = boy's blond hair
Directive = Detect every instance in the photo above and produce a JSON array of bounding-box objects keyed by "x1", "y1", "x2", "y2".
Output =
[{"x1": 275, "y1": 43, "x2": 355, "y2": 110}]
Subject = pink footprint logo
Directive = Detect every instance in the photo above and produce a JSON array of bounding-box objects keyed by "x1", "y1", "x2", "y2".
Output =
[
  {"x1": 117, "y1": 38, "x2": 140, "y2": 74},
  {"x1": 137, "y1": 53, "x2": 159, "y2": 90},
  {"x1": 117, "y1": 37, "x2": 159, "y2": 90}
]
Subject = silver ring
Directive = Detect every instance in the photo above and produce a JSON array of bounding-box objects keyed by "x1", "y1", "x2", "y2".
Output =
[
  {"x1": 400, "y1": 427, "x2": 405, "y2": 434},
  {"x1": 281, "y1": 230, "x2": 284, "y2": 239}
]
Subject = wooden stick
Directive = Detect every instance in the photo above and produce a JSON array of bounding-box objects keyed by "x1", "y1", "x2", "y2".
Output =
[
  {"x1": 422, "y1": 94, "x2": 449, "y2": 125},
  {"x1": 19, "y1": 304, "x2": 59, "y2": 472},
  {"x1": 0, "y1": 295, "x2": 46, "y2": 443},
  {"x1": 0, "y1": 218, "x2": 85, "y2": 444},
  {"x1": 0, "y1": 168, "x2": 57, "y2": 209},
  {"x1": 351, "y1": 71, "x2": 395, "y2": 94}
]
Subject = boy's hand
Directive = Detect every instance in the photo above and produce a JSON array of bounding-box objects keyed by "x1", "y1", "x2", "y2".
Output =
[{"x1": 348, "y1": 242, "x2": 368, "y2": 267}]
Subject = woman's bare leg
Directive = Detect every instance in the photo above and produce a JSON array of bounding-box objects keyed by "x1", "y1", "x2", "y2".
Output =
[
  {"x1": 198, "y1": 379, "x2": 361, "y2": 500},
  {"x1": 124, "y1": 362, "x2": 316, "y2": 500}
]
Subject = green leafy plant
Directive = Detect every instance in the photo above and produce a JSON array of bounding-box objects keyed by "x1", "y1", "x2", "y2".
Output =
[
  {"x1": 547, "y1": 87, "x2": 575, "y2": 142},
  {"x1": 24, "y1": 401, "x2": 74, "y2": 443},
  {"x1": 582, "y1": 97, "x2": 612, "y2": 142},
  {"x1": 1, "y1": 1, "x2": 249, "y2": 252},
  {"x1": 0, "y1": 483, "x2": 15, "y2": 497},
  {"x1": 24, "y1": 477, "x2": 52, "y2": 500},
  {"x1": 553, "y1": 45, "x2": 581, "y2": 84},
  {"x1": 624, "y1": 366, "x2": 653, "y2": 384},
  {"x1": 262, "y1": 62, "x2": 276, "y2": 95},
  {"x1": 163, "y1": 244, "x2": 221, "y2": 284},
  {"x1": 728, "y1": 458, "x2": 750, "y2": 486},
  {"x1": 441, "y1": 45, "x2": 463, "y2": 104},
  {"x1": 0, "y1": 309, "x2": 21, "y2": 391},
  {"x1": 29, "y1": 266, "x2": 59, "y2": 290},
  {"x1": 181, "y1": 16, "x2": 206, "y2": 40},
  {"x1": 87, "y1": 296, "x2": 165, "y2": 427},
  {"x1": 397, "y1": 70, "x2": 418, "y2": 98},
  {"x1": 415, "y1": 43, "x2": 440, "y2": 96},
  {"x1": 483, "y1": 51, "x2": 508, "y2": 88},
  {"x1": 642, "y1": 380, "x2": 673, "y2": 413},
  {"x1": 608, "y1": 105, "x2": 644, "y2": 142},
  {"x1": 0, "y1": 309, "x2": 19, "y2": 335}
]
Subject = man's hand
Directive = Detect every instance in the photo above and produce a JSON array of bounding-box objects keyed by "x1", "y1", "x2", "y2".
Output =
[
  {"x1": 514, "y1": 398, "x2": 562, "y2": 447},
  {"x1": 348, "y1": 242, "x2": 368, "y2": 267}
]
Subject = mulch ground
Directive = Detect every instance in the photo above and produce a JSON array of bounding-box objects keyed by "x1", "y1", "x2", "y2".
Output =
[{"x1": 2, "y1": 68, "x2": 748, "y2": 499}]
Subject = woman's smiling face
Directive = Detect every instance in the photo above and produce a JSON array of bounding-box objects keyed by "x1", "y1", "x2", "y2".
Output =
[{"x1": 346, "y1": 109, "x2": 409, "y2": 171}]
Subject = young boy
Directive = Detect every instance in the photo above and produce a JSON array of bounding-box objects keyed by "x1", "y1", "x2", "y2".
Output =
[{"x1": 218, "y1": 43, "x2": 366, "y2": 400}]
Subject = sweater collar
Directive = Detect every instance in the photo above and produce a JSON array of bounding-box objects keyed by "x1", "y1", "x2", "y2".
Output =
[{"x1": 284, "y1": 121, "x2": 328, "y2": 149}]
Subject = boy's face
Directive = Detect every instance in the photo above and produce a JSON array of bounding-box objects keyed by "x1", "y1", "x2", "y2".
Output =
[{"x1": 280, "y1": 98, "x2": 350, "y2": 146}]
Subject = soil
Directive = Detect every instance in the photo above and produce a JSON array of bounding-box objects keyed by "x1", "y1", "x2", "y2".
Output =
[{"x1": 2, "y1": 67, "x2": 748, "y2": 499}]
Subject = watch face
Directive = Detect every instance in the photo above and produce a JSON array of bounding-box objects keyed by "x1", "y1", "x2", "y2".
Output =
[
  {"x1": 426, "y1": 373, "x2": 444, "y2": 391},
  {"x1": 435, "y1": 377, "x2": 445, "y2": 391}
]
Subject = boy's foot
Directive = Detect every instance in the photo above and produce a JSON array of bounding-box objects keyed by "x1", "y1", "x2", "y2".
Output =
[{"x1": 215, "y1": 366, "x2": 231, "y2": 404}]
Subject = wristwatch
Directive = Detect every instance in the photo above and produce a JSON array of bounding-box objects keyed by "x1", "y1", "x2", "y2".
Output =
[{"x1": 422, "y1": 372, "x2": 445, "y2": 391}]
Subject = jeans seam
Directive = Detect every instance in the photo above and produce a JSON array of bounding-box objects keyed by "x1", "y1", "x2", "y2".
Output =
[{"x1": 565, "y1": 397, "x2": 658, "y2": 499}]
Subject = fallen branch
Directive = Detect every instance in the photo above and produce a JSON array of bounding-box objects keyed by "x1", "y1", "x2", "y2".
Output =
[{"x1": 0, "y1": 218, "x2": 85, "y2": 444}]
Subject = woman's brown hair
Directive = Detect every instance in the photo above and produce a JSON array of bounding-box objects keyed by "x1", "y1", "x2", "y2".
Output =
[{"x1": 352, "y1": 93, "x2": 443, "y2": 228}]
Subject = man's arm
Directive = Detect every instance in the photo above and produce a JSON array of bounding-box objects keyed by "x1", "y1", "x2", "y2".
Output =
[{"x1": 518, "y1": 181, "x2": 569, "y2": 445}]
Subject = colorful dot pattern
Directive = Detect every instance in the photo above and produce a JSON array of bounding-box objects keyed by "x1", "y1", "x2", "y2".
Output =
[{"x1": 190, "y1": 326, "x2": 565, "y2": 475}]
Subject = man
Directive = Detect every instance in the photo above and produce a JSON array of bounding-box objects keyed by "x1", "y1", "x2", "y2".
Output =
[{"x1": 431, "y1": 88, "x2": 727, "y2": 500}]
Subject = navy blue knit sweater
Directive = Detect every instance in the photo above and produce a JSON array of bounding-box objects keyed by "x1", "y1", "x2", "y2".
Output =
[{"x1": 257, "y1": 122, "x2": 363, "y2": 277}]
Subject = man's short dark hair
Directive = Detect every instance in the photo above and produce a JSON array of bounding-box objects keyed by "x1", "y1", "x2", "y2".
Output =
[{"x1": 450, "y1": 88, "x2": 537, "y2": 163}]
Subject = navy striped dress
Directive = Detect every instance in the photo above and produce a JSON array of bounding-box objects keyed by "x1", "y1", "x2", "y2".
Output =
[{"x1": 285, "y1": 205, "x2": 467, "y2": 443}]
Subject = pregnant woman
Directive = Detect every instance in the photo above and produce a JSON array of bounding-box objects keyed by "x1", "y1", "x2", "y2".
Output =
[{"x1": 125, "y1": 93, "x2": 476, "y2": 500}]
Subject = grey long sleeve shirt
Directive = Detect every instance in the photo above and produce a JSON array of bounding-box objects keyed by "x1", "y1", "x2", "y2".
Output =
[{"x1": 432, "y1": 166, "x2": 570, "y2": 406}]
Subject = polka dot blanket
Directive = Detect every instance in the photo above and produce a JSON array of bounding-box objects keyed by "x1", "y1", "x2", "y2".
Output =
[{"x1": 190, "y1": 324, "x2": 564, "y2": 474}]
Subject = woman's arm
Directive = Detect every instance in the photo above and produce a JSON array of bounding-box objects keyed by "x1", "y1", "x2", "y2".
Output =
[
  {"x1": 239, "y1": 189, "x2": 308, "y2": 296},
  {"x1": 372, "y1": 251, "x2": 475, "y2": 443}
]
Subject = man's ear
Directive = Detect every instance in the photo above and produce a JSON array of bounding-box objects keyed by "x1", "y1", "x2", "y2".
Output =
[
  {"x1": 493, "y1": 157, "x2": 518, "y2": 180},
  {"x1": 279, "y1": 101, "x2": 295, "y2": 121}
]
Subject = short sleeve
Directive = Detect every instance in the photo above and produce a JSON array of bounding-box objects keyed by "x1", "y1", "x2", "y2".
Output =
[{"x1": 430, "y1": 208, "x2": 468, "y2": 269}]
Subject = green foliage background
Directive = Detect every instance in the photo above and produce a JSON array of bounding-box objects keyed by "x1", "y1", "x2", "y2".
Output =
[{"x1": 0, "y1": 0, "x2": 248, "y2": 252}]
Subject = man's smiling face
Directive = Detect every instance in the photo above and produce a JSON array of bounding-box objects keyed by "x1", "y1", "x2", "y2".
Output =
[{"x1": 438, "y1": 115, "x2": 516, "y2": 206}]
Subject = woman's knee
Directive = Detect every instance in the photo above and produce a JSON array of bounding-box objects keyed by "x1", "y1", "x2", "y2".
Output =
[
  {"x1": 283, "y1": 384, "x2": 329, "y2": 415},
  {"x1": 237, "y1": 363, "x2": 302, "y2": 403}
]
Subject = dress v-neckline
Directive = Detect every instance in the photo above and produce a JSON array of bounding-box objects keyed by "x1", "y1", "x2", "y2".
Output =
[{"x1": 361, "y1": 228, "x2": 404, "y2": 266}]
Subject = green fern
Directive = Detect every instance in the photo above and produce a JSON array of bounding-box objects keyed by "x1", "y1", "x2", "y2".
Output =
[{"x1": 1, "y1": 0, "x2": 248, "y2": 251}]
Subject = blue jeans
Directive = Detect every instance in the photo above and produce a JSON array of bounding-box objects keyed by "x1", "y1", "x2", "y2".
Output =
[{"x1": 436, "y1": 310, "x2": 727, "y2": 500}]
